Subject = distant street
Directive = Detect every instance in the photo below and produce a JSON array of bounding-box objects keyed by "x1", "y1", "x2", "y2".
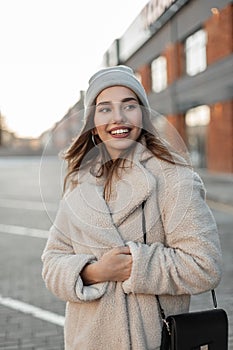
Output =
[{"x1": 0, "y1": 156, "x2": 232, "y2": 349}]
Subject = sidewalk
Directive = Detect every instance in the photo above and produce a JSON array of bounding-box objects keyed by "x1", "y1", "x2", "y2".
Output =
[{"x1": 196, "y1": 168, "x2": 233, "y2": 207}]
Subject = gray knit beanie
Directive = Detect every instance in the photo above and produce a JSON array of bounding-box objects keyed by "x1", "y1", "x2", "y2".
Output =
[{"x1": 84, "y1": 65, "x2": 150, "y2": 113}]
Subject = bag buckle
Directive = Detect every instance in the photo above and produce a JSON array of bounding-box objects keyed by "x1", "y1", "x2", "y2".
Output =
[{"x1": 163, "y1": 318, "x2": 171, "y2": 335}]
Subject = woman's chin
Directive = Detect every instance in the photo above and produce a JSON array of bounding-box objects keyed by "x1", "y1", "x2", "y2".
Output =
[{"x1": 105, "y1": 139, "x2": 137, "y2": 158}]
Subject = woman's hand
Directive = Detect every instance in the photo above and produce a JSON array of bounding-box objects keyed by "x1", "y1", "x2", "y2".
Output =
[{"x1": 80, "y1": 246, "x2": 132, "y2": 285}]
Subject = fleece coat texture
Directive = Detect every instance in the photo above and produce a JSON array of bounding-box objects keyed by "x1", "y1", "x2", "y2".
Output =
[{"x1": 41, "y1": 144, "x2": 222, "y2": 350}]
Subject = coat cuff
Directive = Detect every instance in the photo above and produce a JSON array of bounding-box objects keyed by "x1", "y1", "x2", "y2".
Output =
[
  {"x1": 75, "y1": 260, "x2": 109, "y2": 301},
  {"x1": 122, "y1": 241, "x2": 146, "y2": 294}
]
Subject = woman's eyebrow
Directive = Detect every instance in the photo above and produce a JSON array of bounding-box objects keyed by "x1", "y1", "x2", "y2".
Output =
[
  {"x1": 96, "y1": 101, "x2": 111, "y2": 107},
  {"x1": 121, "y1": 97, "x2": 139, "y2": 103},
  {"x1": 96, "y1": 97, "x2": 138, "y2": 107}
]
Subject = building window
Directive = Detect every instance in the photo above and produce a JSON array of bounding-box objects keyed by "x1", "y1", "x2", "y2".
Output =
[
  {"x1": 185, "y1": 105, "x2": 210, "y2": 168},
  {"x1": 185, "y1": 29, "x2": 207, "y2": 76},
  {"x1": 186, "y1": 105, "x2": 210, "y2": 126},
  {"x1": 151, "y1": 56, "x2": 167, "y2": 92}
]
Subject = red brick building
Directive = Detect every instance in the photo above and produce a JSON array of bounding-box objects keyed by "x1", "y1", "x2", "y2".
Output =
[{"x1": 104, "y1": 0, "x2": 233, "y2": 173}]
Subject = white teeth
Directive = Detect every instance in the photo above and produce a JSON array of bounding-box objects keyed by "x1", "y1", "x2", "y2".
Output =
[{"x1": 111, "y1": 129, "x2": 129, "y2": 135}]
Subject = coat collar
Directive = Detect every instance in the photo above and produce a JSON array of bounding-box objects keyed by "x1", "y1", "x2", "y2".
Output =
[
  {"x1": 88, "y1": 142, "x2": 157, "y2": 227},
  {"x1": 63, "y1": 182, "x2": 124, "y2": 248},
  {"x1": 108, "y1": 158, "x2": 156, "y2": 227},
  {"x1": 63, "y1": 143, "x2": 158, "y2": 249}
]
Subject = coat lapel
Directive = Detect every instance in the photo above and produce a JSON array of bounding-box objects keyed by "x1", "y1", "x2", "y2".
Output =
[
  {"x1": 109, "y1": 154, "x2": 157, "y2": 228},
  {"x1": 63, "y1": 143, "x2": 158, "y2": 248},
  {"x1": 63, "y1": 181, "x2": 124, "y2": 249}
]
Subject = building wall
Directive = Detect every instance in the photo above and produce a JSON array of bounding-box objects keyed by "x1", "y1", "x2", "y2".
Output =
[
  {"x1": 167, "y1": 114, "x2": 186, "y2": 143},
  {"x1": 205, "y1": 3, "x2": 233, "y2": 65},
  {"x1": 164, "y1": 42, "x2": 183, "y2": 84},
  {"x1": 137, "y1": 64, "x2": 152, "y2": 93},
  {"x1": 121, "y1": 0, "x2": 233, "y2": 173},
  {"x1": 41, "y1": 91, "x2": 85, "y2": 154},
  {"x1": 208, "y1": 100, "x2": 233, "y2": 172}
]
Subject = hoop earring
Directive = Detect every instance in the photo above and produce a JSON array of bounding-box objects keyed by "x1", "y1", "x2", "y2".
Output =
[{"x1": 92, "y1": 134, "x2": 98, "y2": 147}]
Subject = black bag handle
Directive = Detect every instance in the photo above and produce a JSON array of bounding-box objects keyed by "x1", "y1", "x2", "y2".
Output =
[{"x1": 141, "y1": 200, "x2": 218, "y2": 323}]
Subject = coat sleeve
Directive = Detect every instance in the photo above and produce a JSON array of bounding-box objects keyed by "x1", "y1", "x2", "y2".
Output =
[
  {"x1": 41, "y1": 200, "x2": 108, "y2": 302},
  {"x1": 122, "y1": 171, "x2": 222, "y2": 296}
]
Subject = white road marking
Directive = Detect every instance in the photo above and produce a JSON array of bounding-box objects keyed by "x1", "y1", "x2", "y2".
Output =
[
  {"x1": 0, "y1": 224, "x2": 48, "y2": 238},
  {"x1": 0, "y1": 198, "x2": 57, "y2": 212},
  {"x1": 0, "y1": 294, "x2": 65, "y2": 327}
]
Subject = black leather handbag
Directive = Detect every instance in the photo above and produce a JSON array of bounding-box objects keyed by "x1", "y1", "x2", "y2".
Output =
[
  {"x1": 157, "y1": 290, "x2": 228, "y2": 350},
  {"x1": 141, "y1": 202, "x2": 228, "y2": 350}
]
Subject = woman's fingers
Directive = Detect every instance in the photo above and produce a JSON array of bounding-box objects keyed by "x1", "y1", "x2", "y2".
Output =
[
  {"x1": 96, "y1": 246, "x2": 132, "y2": 282},
  {"x1": 107, "y1": 246, "x2": 131, "y2": 256}
]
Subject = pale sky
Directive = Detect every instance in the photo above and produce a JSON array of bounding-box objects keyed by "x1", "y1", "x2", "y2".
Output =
[{"x1": 0, "y1": 0, "x2": 149, "y2": 138}]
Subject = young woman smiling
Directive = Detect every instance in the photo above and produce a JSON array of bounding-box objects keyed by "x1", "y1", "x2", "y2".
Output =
[
  {"x1": 93, "y1": 86, "x2": 142, "y2": 160},
  {"x1": 42, "y1": 65, "x2": 222, "y2": 350}
]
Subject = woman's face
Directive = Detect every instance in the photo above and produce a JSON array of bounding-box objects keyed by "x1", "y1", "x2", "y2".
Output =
[{"x1": 93, "y1": 86, "x2": 143, "y2": 159}]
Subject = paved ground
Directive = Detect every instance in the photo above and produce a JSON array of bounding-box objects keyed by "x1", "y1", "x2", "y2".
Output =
[
  {"x1": 191, "y1": 168, "x2": 233, "y2": 348},
  {"x1": 0, "y1": 156, "x2": 232, "y2": 349},
  {"x1": 0, "y1": 157, "x2": 65, "y2": 350},
  {"x1": 198, "y1": 168, "x2": 233, "y2": 207}
]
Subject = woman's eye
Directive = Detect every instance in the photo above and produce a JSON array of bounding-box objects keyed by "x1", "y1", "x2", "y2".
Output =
[
  {"x1": 123, "y1": 104, "x2": 137, "y2": 111},
  {"x1": 98, "y1": 107, "x2": 111, "y2": 113}
]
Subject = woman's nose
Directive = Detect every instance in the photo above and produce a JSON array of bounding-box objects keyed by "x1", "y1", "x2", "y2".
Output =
[{"x1": 112, "y1": 104, "x2": 126, "y2": 123}]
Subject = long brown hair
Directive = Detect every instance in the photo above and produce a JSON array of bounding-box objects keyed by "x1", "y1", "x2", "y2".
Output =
[{"x1": 63, "y1": 102, "x2": 184, "y2": 200}]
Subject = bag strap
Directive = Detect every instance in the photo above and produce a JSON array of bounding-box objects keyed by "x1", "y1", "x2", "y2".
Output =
[
  {"x1": 142, "y1": 201, "x2": 147, "y2": 245},
  {"x1": 141, "y1": 201, "x2": 218, "y2": 324}
]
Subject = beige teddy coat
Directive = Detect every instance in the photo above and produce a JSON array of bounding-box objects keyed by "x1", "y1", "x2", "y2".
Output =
[{"x1": 41, "y1": 145, "x2": 222, "y2": 350}]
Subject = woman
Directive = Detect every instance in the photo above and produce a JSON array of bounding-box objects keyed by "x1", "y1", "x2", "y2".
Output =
[{"x1": 41, "y1": 65, "x2": 222, "y2": 350}]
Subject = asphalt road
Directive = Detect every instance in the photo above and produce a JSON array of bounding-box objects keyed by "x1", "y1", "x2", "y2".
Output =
[{"x1": 0, "y1": 156, "x2": 232, "y2": 349}]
